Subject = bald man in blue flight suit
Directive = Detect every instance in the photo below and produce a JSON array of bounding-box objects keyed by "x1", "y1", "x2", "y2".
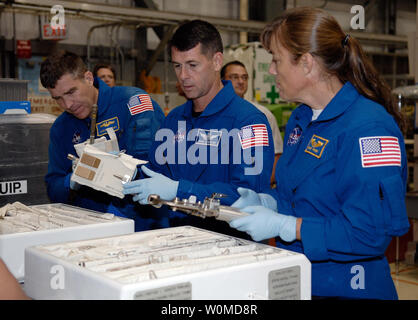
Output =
[
  {"x1": 41, "y1": 51, "x2": 166, "y2": 231},
  {"x1": 122, "y1": 20, "x2": 275, "y2": 238}
]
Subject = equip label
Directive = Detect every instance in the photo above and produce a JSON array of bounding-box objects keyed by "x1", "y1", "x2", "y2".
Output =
[
  {"x1": 0, "y1": 180, "x2": 28, "y2": 196},
  {"x1": 268, "y1": 266, "x2": 301, "y2": 300},
  {"x1": 134, "y1": 282, "x2": 192, "y2": 300}
]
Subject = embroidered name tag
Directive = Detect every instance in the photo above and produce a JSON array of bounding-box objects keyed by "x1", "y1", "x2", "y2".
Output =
[
  {"x1": 304, "y1": 134, "x2": 329, "y2": 158},
  {"x1": 195, "y1": 129, "x2": 222, "y2": 147},
  {"x1": 96, "y1": 117, "x2": 120, "y2": 136}
]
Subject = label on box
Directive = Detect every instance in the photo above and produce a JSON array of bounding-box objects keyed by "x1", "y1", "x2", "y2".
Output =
[
  {"x1": 134, "y1": 282, "x2": 192, "y2": 300},
  {"x1": 268, "y1": 266, "x2": 300, "y2": 300},
  {"x1": 0, "y1": 180, "x2": 28, "y2": 196}
]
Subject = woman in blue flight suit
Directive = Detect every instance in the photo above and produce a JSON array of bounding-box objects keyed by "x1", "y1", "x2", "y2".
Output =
[{"x1": 229, "y1": 7, "x2": 410, "y2": 299}]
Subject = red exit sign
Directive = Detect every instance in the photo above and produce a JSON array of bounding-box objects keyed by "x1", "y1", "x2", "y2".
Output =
[{"x1": 42, "y1": 24, "x2": 67, "y2": 40}]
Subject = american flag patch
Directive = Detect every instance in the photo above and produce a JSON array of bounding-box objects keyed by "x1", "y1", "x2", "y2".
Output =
[
  {"x1": 238, "y1": 124, "x2": 269, "y2": 149},
  {"x1": 359, "y1": 136, "x2": 401, "y2": 168},
  {"x1": 127, "y1": 94, "x2": 153, "y2": 115}
]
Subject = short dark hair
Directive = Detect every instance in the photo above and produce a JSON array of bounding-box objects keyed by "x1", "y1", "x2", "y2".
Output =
[
  {"x1": 93, "y1": 63, "x2": 116, "y2": 79},
  {"x1": 40, "y1": 51, "x2": 87, "y2": 89},
  {"x1": 168, "y1": 20, "x2": 223, "y2": 58},
  {"x1": 220, "y1": 60, "x2": 247, "y2": 79}
]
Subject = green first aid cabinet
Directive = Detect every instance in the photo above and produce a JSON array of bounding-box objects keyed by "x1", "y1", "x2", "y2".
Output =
[{"x1": 264, "y1": 103, "x2": 298, "y2": 140}]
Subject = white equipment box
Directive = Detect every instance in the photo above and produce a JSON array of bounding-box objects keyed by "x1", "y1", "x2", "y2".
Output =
[
  {"x1": 0, "y1": 203, "x2": 134, "y2": 281},
  {"x1": 24, "y1": 226, "x2": 311, "y2": 300}
]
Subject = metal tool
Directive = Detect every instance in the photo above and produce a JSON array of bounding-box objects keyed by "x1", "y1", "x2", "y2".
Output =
[
  {"x1": 89, "y1": 104, "x2": 98, "y2": 144},
  {"x1": 113, "y1": 174, "x2": 131, "y2": 184},
  {"x1": 67, "y1": 153, "x2": 79, "y2": 170},
  {"x1": 148, "y1": 193, "x2": 249, "y2": 222}
]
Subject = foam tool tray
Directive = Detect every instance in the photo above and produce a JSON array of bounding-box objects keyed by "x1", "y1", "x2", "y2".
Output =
[
  {"x1": 0, "y1": 202, "x2": 134, "y2": 281},
  {"x1": 24, "y1": 226, "x2": 311, "y2": 300}
]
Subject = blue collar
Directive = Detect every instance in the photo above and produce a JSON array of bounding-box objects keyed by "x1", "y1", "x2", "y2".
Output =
[
  {"x1": 295, "y1": 81, "x2": 360, "y2": 122},
  {"x1": 94, "y1": 77, "x2": 112, "y2": 118},
  {"x1": 182, "y1": 80, "x2": 236, "y2": 118}
]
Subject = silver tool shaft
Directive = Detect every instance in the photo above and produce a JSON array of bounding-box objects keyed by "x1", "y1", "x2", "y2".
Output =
[
  {"x1": 89, "y1": 104, "x2": 98, "y2": 144},
  {"x1": 147, "y1": 194, "x2": 248, "y2": 222}
]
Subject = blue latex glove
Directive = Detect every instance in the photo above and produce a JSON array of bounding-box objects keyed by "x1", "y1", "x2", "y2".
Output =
[
  {"x1": 229, "y1": 205, "x2": 297, "y2": 242},
  {"x1": 122, "y1": 166, "x2": 179, "y2": 204},
  {"x1": 232, "y1": 187, "x2": 277, "y2": 211},
  {"x1": 67, "y1": 158, "x2": 80, "y2": 191}
]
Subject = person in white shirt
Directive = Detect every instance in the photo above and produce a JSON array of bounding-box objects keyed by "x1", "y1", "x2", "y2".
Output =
[{"x1": 221, "y1": 60, "x2": 283, "y2": 187}]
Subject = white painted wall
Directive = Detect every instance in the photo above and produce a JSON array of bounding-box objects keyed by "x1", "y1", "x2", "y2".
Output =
[
  {"x1": 1, "y1": 0, "x2": 415, "y2": 45},
  {"x1": 148, "y1": 0, "x2": 239, "y2": 49},
  {"x1": 0, "y1": 0, "x2": 240, "y2": 48},
  {"x1": 0, "y1": 0, "x2": 135, "y2": 47},
  {"x1": 1, "y1": 0, "x2": 415, "y2": 96},
  {"x1": 286, "y1": 0, "x2": 416, "y2": 35}
]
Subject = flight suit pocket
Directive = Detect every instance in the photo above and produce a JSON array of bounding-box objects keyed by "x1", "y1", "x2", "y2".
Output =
[
  {"x1": 128, "y1": 117, "x2": 152, "y2": 156},
  {"x1": 134, "y1": 117, "x2": 152, "y2": 139},
  {"x1": 378, "y1": 175, "x2": 409, "y2": 236}
]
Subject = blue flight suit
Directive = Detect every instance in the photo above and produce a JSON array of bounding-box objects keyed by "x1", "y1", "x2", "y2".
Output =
[
  {"x1": 147, "y1": 80, "x2": 275, "y2": 237},
  {"x1": 45, "y1": 78, "x2": 167, "y2": 231},
  {"x1": 272, "y1": 82, "x2": 409, "y2": 299}
]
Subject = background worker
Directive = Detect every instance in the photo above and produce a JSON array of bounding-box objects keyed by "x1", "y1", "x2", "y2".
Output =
[
  {"x1": 123, "y1": 20, "x2": 274, "y2": 238},
  {"x1": 93, "y1": 63, "x2": 116, "y2": 87},
  {"x1": 229, "y1": 7, "x2": 410, "y2": 299},
  {"x1": 221, "y1": 60, "x2": 283, "y2": 187},
  {"x1": 41, "y1": 51, "x2": 166, "y2": 231}
]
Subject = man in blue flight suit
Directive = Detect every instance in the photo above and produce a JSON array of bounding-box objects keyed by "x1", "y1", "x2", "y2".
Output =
[
  {"x1": 41, "y1": 51, "x2": 166, "y2": 231},
  {"x1": 122, "y1": 20, "x2": 275, "y2": 238}
]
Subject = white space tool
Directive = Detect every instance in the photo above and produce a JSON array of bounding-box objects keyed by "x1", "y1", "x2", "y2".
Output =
[
  {"x1": 68, "y1": 127, "x2": 146, "y2": 198},
  {"x1": 148, "y1": 193, "x2": 249, "y2": 222}
]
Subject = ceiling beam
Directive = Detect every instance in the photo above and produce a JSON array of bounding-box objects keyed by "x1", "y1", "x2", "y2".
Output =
[{"x1": 0, "y1": 0, "x2": 408, "y2": 46}]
